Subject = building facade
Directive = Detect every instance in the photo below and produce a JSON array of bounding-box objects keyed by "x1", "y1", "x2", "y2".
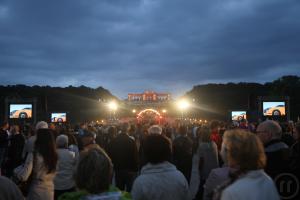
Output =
[{"x1": 128, "y1": 91, "x2": 171, "y2": 102}]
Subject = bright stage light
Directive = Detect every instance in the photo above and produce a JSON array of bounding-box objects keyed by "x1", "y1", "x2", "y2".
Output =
[
  {"x1": 162, "y1": 109, "x2": 167, "y2": 113},
  {"x1": 132, "y1": 109, "x2": 136, "y2": 113},
  {"x1": 178, "y1": 100, "x2": 190, "y2": 110},
  {"x1": 108, "y1": 101, "x2": 118, "y2": 111}
]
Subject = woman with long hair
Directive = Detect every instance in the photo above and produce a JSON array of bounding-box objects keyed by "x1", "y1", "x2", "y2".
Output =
[{"x1": 15, "y1": 128, "x2": 58, "y2": 200}]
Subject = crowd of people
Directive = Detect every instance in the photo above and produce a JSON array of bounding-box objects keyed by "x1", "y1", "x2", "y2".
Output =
[{"x1": 0, "y1": 118, "x2": 299, "y2": 200}]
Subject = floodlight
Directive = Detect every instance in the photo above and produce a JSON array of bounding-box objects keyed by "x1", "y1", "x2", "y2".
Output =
[{"x1": 108, "y1": 101, "x2": 118, "y2": 111}]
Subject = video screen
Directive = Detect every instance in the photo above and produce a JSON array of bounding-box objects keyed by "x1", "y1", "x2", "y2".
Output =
[
  {"x1": 263, "y1": 102, "x2": 286, "y2": 116},
  {"x1": 231, "y1": 111, "x2": 247, "y2": 121},
  {"x1": 9, "y1": 104, "x2": 32, "y2": 119},
  {"x1": 51, "y1": 113, "x2": 67, "y2": 123}
]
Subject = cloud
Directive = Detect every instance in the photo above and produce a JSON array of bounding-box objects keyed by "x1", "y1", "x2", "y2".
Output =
[{"x1": 0, "y1": 0, "x2": 300, "y2": 98}]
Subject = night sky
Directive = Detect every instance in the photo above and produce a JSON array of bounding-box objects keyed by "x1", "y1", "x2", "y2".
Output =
[{"x1": 0, "y1": 0, "x2": 300, "y2": 98}]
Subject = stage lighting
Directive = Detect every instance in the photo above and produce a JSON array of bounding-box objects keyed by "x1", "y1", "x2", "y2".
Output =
[
  {"x1": 108, "y1": 101, "x2": 118, "y2": 111},
  {"x1": 178, "y1": 100, "x2": 190, "y2": 110}
]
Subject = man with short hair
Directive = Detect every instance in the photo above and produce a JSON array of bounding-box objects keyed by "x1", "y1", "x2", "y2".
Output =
[
  {"x1": 172, "y1": 125, "x2": 193, "y2": 184},
  {"x1": 108, "y1": 123, "x2": 138, "y2": 192},
  {"x1": 257, "y1": 120, "x2": 289, "y2": 178}
]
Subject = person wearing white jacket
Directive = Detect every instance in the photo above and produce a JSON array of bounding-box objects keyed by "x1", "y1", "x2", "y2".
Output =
[
  {"x1": 214, "y1": 129, "x2": 280, "y2": 200},
  {"x1": 54, "y1": 135, "x2": 77, "y2": 200},
  {"x1": 221, "y1": 170, "x2": 279, "y2": 200},
  {"x1": 131, "y1": 132, "x2": 190, "y2": 200}
]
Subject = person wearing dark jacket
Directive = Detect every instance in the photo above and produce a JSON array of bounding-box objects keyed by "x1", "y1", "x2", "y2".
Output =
[
  {"x1": 290, "y1": 123, "x2": 300, "y2": 185},
  {"x1": 172, "y1": 125, "x2": 193, "y2": 184},
  {"x1": 257, "y1": 120, "x2": 289, "y2": 179},
  {"x1": 4, "y1": 125, "x2": 25, "y2": 177},
  {"x1": 0, "y1": 121, "x2": 9, "y2": 174},
  {"x1": 108, "y1": 123, "x2": 138, "y2": 192}
]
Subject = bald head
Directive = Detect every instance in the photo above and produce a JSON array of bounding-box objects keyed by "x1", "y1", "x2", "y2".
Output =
[{"x1": 257, "y1": 120, "x2": 282, "y2": 144}]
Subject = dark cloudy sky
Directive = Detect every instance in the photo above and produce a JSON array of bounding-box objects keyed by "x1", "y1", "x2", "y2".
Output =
[{"x1": 0, "y1": 0, "x2": 300, "y2": 98}]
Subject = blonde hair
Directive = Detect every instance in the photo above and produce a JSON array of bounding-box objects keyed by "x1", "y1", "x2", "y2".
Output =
[{"x1": 223, "y1": 129, "x2": 266, "y2": 172}]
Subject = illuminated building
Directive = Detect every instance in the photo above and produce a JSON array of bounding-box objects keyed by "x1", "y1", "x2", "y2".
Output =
[{"x1": 128, "y1": 91, "x2": 171, "y2": 102}]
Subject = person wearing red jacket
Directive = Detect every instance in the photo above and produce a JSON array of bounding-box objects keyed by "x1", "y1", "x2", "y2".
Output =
[{"x1": 210, "y1": 120, "x2": 222, "y2": 151}]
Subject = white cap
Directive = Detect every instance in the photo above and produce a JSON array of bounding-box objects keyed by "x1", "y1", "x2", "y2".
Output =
[
  {"x1": 35, "y1": 121, "x2": 48, "y2": 130},
  {"x1": 148, "y1": 125, "x2": 162, "y2": 135}
]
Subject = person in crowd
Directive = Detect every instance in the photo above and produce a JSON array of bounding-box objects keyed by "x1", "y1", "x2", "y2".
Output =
[
  {"x1": 128, "y1": 124, "x2": 136, "y2": 139},
  {"x1": 59, "y1": 147, "x2": 131, "y2": 200},
  {"x1": 22, "y1": 121, "x2": 48, "y2": 159},
  {"x1": 81, "y1": 131, "x2": 98, "y2": 153},
  {"x1": 134, "y1": 123, "x2": 143, "y2": 138},
  {"x1": 0, "y1": 121, "x2": 9, "y2": 174},
  {"x1": 4, "y1": 125, "x2": 25, "y2": 177},
  {"x1": 49, "y1": 123, "x2": 56, "y2": 131},
  {"x1": 75, "y1": 123, "x2": 87, "y2": 151},
  {"x1": 247, "y1": 122, "x2": 257, "y2": 133},
  {"x1": 131, "y1": 131, "x2": 190, "y2": 200},
  {"x1": 281, "y1": 121, "x2": 295, "y2": 147},
  {"x1": 290, "y1": 122, "x2": 300, "y2": 181},
  {"x1": 172, "y1": 125, "x2": 193, "y2": 184},
  {"x1": 137, "y1": 125, "x2": 153, "y2": 170},
  {"x1": 104, "y1": 126, "x2": 117, "y2": 151},
  {"x1": 95, "y1": 127, "x2": 105, "y2": 149},
  {"x1": 54, "y1": 135, "x2": 77, "y2": 200},
  {"x1": 21, "y1": 124, "x2": 34, "y2": 140},
  {"x1": 108, "y1": 123, "x2": 139, "y2": 192},
  {"x1": 147, "y1": 125, "x2": 162, "y2": 135},
  {"x1": 210, "y1": 121, "x2": 222, "y2": 151},
  {"x1": 195, "y1": 126, "x2": 219, "y2": 200},
  {"x1": 15, "y1": 128, "x2": 58, "y2": 200},
  {"x1": 87, "y1": 125, "x2": 97, "y2": 138},
  {"x1": 164, "y1": 126, "x2": 173, "y2": 140},
  {"x1": 65, "y1": 132, "x2": 79, "y2": 161},
  {"x1": 0, "y1": 175, "x2": 24, "y2": 200},
  {"x1": 190, "y1": 125, "x2": 200, "y2": 154},
  {"x1": 256, "y1": 120, "x2": 289, "y2": 179},
  {"x1": 213, "y1": 129, "x2": 280, "y2": 200},
  {"x1": 78, "y1": 123, "x2": 87, "y2": 136},
  {"x1": 202, "y1": 132, "x2": 235, "y2": 200},
  {"x1": 238, "y1": 119, "x2": 248, "y2": 130}
]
